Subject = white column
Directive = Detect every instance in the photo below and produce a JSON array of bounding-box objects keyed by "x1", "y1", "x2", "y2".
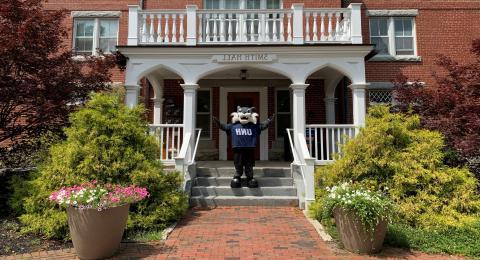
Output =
[
  {"x1": 348, "y1": 3, "x2": 363, "y2": 44},
  {"x1": 125, "y1": 85, "x2": 140, "y2": 108},
  {"x1": 181, "y1": 83, "x2": 199, "y2": 162},
  {"x1": 152, "y1": 98, "x2": 163, "y2": 124},
  {"x1": 290, "y1": 83, "x2": 309, "y2": 139},
  {"x1": 349, "y1": 83, "x2": 368, "y2": 127},
  {"x1": 324, "y1": 97, "x2": 337, "y2": 124},
  {"x1": 291, "y1": 4, "x2": 304, "y2": 45},
  {"x1": 186, "y1": 5, "x2": 198, "y2": 46},
  {"x1": 128, "y1": 5, "x2": 140, "y2": 45}
]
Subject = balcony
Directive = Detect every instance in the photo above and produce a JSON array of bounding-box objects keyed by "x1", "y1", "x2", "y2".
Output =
[{"x1": 127, "y1": 3, "x2": 363, "y2": 46}]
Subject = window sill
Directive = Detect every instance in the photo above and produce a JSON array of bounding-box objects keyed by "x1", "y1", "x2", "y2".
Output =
[{"x1": 369, "y1": 55, "x2": 422, "y2": 62}]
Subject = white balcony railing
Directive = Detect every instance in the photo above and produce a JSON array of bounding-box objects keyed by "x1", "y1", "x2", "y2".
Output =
[
  {"x1": 305, "y1": 124, "x2": 357, "y2": 164},
  {"x1": 128, "y1": 3, "x2": 363, "y2": 46}
]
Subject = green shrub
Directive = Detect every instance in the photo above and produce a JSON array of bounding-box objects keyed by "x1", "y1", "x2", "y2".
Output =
[
  {"x1": 312, "y1": 105, "x2": 480, "y2": 229},
  {"x1": 10, "y1": 91, "x2": 188, "y2": 239}
]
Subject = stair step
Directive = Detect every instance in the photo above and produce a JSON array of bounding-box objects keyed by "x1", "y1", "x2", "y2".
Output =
[
  {"x1": 196, "y1": 167, "x2": 291, "y2": 177},
  {"x1": 191, "y1": 186, "x2": 297, "y2": 197},
  {"x1": 190, "y1": 196, "x2": 299, "y2": 207},
  {"x1": 194, "y1": 177, "x2": 294, "y2": 187}
]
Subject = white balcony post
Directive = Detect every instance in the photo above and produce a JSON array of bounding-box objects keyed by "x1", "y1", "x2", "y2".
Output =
[
  {"x1": 128, "y1": 5, "x2": 140, "y2": 45},
  {"x1": 324, "y1": 97, "x2": 337, "y2": 124},
  {"x1": 349, "y1": 83, "x2": 368, "y2": 128},
  {"x1": 290, "y1": 83, "x2": 309, "y2": 143},
  {"x1": 186, "y1": 5, "x2": 198, "y2": 46},
  {"x1": 125, "y1": 85, "x2": 140, "y2": 108},
  {"x1": 152, "y1": 98, "x2": 163, "y2": 124},
  {"x1": 291, "y1": 4, "x2": 304, "y2": 45},
  {"x1": 181, "y1": 83, "x2": 199, "y2": 162},
  {"x1": 348, "y1": 3, "x2": 363, "y2": 44}
]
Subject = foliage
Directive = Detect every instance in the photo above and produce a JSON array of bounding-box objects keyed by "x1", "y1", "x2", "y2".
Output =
[
  {"x1": 385, "y1": 222, "x2": 480, "y2": 257},
  {"x1": 394, "y1": 39, "x2": 480, "y2": 177},
  {"x1": 312, "y1": 105, "x2": 480, "y2": 229},
  {"x1": 49, "y1": 181, "x2": 149, "y2": 211},
  {"x1": 0, "y1": 0, "x2": 120, "y2": 168},
  {"x1": 321, "y1": 183, "x2": 395, "y2": 232},
  {"x1": 10, "y1": 92, "x2": 188, "y2": 239}
]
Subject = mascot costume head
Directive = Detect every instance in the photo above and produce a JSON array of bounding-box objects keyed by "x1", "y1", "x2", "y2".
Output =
[
  {"x1": 231, "y1": 106, "x2": 258, "y2": 125},
  {"x1": 213, "y1": 106, "x2": 274, "y2": 188}
]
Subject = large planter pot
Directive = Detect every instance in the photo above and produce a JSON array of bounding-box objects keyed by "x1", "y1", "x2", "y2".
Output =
[
  {"x1": 67, "y1": 204, "x2": 130, "y2": 260},
  {"x1": 333, "y1": 207, "x2": 388, "y2": 254}
]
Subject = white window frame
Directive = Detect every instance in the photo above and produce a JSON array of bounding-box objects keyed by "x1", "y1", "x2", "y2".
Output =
[
  {"x1": 275, "y1": 88, "x2": 291, "y2": 139},
  {"x1": 196, "y1": 89, "x2": 213, "y2": 140},
  {"x1": 369, "y1": 16, "x2": 418, "y2": 59},
  {"x1": 73, "y1": 18, "x2": 119, "y2": 56},
  {"x1": 204, "y1": 0, "x2": 283, "y2": 10}
]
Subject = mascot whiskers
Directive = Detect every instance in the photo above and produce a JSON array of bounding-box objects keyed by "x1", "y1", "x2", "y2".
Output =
[{"x1": 213, "y1": 106, "x2": 274, "y2": 188}]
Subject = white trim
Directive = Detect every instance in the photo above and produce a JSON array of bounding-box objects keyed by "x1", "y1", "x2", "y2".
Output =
[
  {"x1": 219, "y1": 86, "x2": 268, "y2": 161},
  {"x1": 73, "y1": 17, "x2": 119, "y2": 56},
  {"x1": 366, "y1": 9, "x2": 418, "y2": 17},
  {"x1": 275, "y1": 88, "x2": 291, "y2": 139},
  {"x1": 71, "y1": 11, "x2": 122, "y2": 18},
  {"x1": 369, "y1": 16, "x2": 420, "y2": 61},
  {"x1": 196, "y1": 88, "x2": 213, "y2": 140}
]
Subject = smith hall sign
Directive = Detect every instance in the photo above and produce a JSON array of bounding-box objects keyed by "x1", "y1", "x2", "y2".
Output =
[{"x1": 212, "y1": 54, "x2": 277, "y2": 63}]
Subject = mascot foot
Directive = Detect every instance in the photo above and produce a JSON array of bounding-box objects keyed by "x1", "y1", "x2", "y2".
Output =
[
  {"x1": 230, "y1": 177, "x2": 242, "y2": 188},
  {"x1": 247, "y1": 178, "x2": 259, "y2": 188}
]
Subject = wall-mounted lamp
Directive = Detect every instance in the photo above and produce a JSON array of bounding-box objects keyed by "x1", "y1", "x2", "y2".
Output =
[{"x1": 239, "y1": 69, "x2": 248, "y2": 80}]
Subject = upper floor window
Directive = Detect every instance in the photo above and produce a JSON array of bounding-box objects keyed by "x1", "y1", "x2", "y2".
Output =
[
  {"x1": 204, "y1": 0, "x2": 281, "y2": 10},
  {"x1": 369, "y1": 16, "x2": 416, "y2": 57},
  {"x1": 73, "y1": 18, "x2": 119, "y2": 56}
]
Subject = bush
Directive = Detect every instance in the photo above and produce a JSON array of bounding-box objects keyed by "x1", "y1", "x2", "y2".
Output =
[
  {"x1": 9, "y1": 91, "x2": 188, "y2": 239},
  {"x1": 312, "y1": 105, "x2": 480, "y2": 229}
]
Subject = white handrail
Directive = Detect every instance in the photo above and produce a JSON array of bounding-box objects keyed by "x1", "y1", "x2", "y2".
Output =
[
  {"x1": 305, "y1": 124, "x2": 356, "y2": 164},
  {"x1": 286, "y1": 128, "x2": 300, "y2": 164},
  {"x1": 149, "y1": 124, "x2": 184, "y2": 163},
  {"x1": 192, "y1": 128, "x2": 202, "y2": 164}
]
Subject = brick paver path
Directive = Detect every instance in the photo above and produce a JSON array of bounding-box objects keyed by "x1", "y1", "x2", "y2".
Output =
[{"x1": 5, "y1": 207, "x2": 463, "y2": 259}]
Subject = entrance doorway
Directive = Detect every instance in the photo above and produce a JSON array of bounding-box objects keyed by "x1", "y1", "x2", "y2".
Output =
[{"x1": 227, "y1": 92, "x2": 260, "y2": 160}]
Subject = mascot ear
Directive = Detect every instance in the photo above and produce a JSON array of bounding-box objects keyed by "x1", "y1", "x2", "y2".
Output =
[
  {"x1": 237, "y1": 106, "x2": 241, "y2": 112},
  {"x1": 250, "y1": 107, "x2": 257, "y2": 113}
]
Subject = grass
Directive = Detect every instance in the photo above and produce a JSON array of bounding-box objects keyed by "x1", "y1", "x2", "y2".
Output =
[
  {"x1": 384, "y1": 222, "x2": 480, "y2": 257},
  {"x1": 320, "y1": 219, "x2": 480, "y2": 257},
  {"x1": 124, "y1": 229, "x2": 165, "y2": 242}
]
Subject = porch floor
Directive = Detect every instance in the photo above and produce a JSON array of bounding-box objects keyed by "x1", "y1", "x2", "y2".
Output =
[{"x1": 196, "y1": 161, "x2": 291, "y2": 168}]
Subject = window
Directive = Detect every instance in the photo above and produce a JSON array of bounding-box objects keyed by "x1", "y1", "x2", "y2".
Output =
[
  {"x1": 196, "y1": 90, "x2": 211, "y2": 139},
  {"x1": 276, "y1": 90, "x2": 291, "y2": 138},
  {"x1": 369, "y1": 17, "x2": 416, "y2": 57},
  {"x1": 74, "y1": 18, "x2": 118, "y2": 55},
  {"x1": 368, "y1": 89, "x2": 393, "y2": 104}
]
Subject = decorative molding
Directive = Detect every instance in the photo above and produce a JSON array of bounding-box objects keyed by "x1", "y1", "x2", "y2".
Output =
[
  {"x1": 366, "y1": 9, "x2": 418, "y2": 17},
  {"x1": 369, "y1": 55, "x2": 422, "y2": 62},
  {"x1": 368, "y1": 82, "x2": 394, "y2": 89},
  {"x1": 71, "y1": 11, "x2": 122, "y2": 18}
]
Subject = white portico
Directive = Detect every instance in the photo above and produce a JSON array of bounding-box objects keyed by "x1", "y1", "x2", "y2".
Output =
[{"x1": 118, "y1": 2, "x2": 373, "y2": 208}]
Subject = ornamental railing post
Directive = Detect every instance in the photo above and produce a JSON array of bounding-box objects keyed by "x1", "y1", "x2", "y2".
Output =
[
  {"x1": 186, "y1": 5, "x2": 198, "y2": 46},
  {"x1": 291, "y1": 4, "x2": 304, "y2": 44},
  {"x1": 128, "y1": 5, "x2": 140, "y2": 45}
]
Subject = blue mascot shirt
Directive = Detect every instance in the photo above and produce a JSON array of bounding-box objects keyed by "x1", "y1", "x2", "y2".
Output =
[{"x1": 225, "y1": 123, "x2": 261, "y2": 148}]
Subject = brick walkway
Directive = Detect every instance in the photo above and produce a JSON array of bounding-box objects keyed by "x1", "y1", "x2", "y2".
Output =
[{"x1": 4, "y1": 207, "x2": 463, "y2": 259}]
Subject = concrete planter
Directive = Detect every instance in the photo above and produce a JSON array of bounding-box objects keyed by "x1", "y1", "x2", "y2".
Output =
[
  {"x1": 333, "y1": 207, "x2": 388, "y2": 254},
  {"x1": 67, "y1": 204, "x2": 130, "y2": 259}
]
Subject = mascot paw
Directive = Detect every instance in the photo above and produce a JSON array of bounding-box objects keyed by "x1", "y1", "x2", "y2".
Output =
[
  {"x1": 247, "y1": 178, "x2": 259, "y2": 188},
  {"x1": 230, "y1": 177, "x2": 242, "y2": 188}
]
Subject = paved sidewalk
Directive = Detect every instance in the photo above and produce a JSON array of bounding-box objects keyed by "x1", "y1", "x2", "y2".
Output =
[{"x1": 4, "y1": 207, "x2": 463, "y2": 259}]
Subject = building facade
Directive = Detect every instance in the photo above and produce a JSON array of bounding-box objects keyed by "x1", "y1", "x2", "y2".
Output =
[{"x1": 44, "y1": 0, "x2": 480, "y2": 207}]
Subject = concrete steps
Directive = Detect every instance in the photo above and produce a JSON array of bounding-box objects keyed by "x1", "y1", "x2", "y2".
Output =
[{"x1": 190, "y1": 165, "x2": 298, "y2": 207}]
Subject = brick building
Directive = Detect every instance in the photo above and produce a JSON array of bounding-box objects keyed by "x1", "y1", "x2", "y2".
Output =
[{"x1": 44, "y1": 0, "x2": 480, "y2": 207}]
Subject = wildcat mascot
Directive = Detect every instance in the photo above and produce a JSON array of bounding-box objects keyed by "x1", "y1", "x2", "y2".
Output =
[{"x1": 213, "y1": 106, "x2": 274, "y2": 188}]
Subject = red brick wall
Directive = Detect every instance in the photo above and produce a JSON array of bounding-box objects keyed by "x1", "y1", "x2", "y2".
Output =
[
  {"x1": 305, "y1": 79, "x2": 326, "y2": 124},
  {"x1": 162, "y1": 79, "x2": 184, "y2": 124},
  {"x1": 358, "y1": 0, "x2": 480, "y2": 84}
]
